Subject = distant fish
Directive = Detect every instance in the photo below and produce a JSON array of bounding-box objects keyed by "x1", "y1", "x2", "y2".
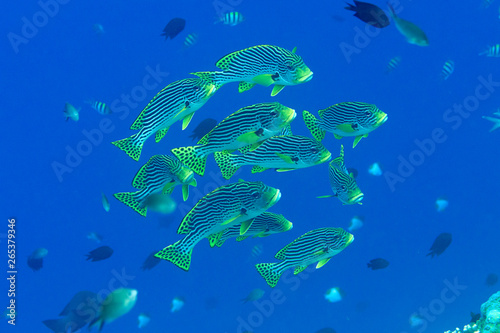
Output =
[
  {"x1": 435, "y1": 197, "x2": 448, "y2": 212},
  {"x1": 470, "y1": 311, "x2": 481, "y2": 323},
  {"x1": 409, "y1": 313, "x2": 425, "y2": 327},
  {"x1": 171, "y1": 297, "x2": 185, "y2": 313},
  {"x1": 93, "y1": 23, "x2": 104, "y2": 35},
  {"x1": 87, "y1": 232, "x2": 103, "y2": 243},
  {"x1": 367, "y1": 258, "x2": 389, "y2": 270},
  {"x1": 183, "y1": 33, "x2": 198, "y2": 48},
  {"x1": 141, "y1": 250, "x2": 162, "y2": 271},
  {"x1": 137, "y1": 313, "x2": 151, "y2": 328},
  {"x1": 481, "y1": 0, "x2": 495, "y2": 8},
  {"x1": 388, "y1": 4, "x2": 429, "y2": 46},
  {"x1": 101, "y1": 193, "x2": 110, "y2": 212},
  {"x1": 86, "y1": 100, "x2": 112, "y2": 115},
  {"x1": 250, "y1": 244, "x2": 264, "y2": 258},
  {"x1": 426, "y1": 233, "x2": 452, "y2": 258},
  {"x1": 344, "y1": 1, "x2": 389, "y2": 28},
  {"x1": 161, "y1": 18, "x2": 186, "y2": 40},
  {"x1": 324, "y1": 287, "x2": 344, "y2": 303},
  {"x1": 479, "y1": 44, "x2": 500, "y2": 57},
  {"x1": 143, "y1": 193, "x2": 177, "y2": 214},
  {"x1": 63, "y1": 102, "x2": 80, "y2": 122},
  {"x1": 188, "y1": 118, "x2": 217, "y2": 141},
  {"x1": 315, "y1": 328, "x2": 337, "y2": 333},
  {"x1": 368, "y1": 162, "x2": 382, "y2": 176},
  {"x1": 440, "y1": 60, "x2": 454, "y2": 80},
  {"x1": 486, "y1": 273, "x2": 498, "y2": 286},
  {"x1": 89, "y1": 288, "x2": 138, "y2": 331},
  {"x1": 215, "y1": 11, "x2": 245, "y2": 26},
  {"x1": 347, "y1": 167, "x2": 358, "y2": 179},
  {"x1": 482, "y1": 111, "x2": 500, "y2": 132},
  {"x1": 241, "y1": 288, "x2": 265, "y2": 303},
  {"x1": 85, "y1": 245, "x2": 113, "y2": 262},
  {"x1": 43, "y1": 291, "x2": 97, "y2": 333},
  {"x1": 27, "y1": 248, "x2": 48, "y2": 271},
  {"x1": 385, "y1": 56, "x2": 401, "y2": 73},
  {"x1": 348, "y1": 215, "x2": 364, "y2": 232}
]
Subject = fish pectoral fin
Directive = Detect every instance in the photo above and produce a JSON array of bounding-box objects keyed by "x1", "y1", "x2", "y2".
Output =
[
  {"x1": 292, "y1": 46, "x2": 297, "y2": 53},
  {"x1": 252, "y1": 74, "x2": 275, "y2": 87},
  {"x1": 275, "y1": 153, "x2": 294, "y2": 164},
  {"x1": 239, "y1": 82, "x2": 256, "y2": 93},
  {"x1": 294, "y1": 265, "x2": 308, "y2": 275},
  {"x1": 336, "y1": 123, "x2": 357, "y2": 133},
  {"x1": 352, "y1": 135, "x2": 364, "y2": 148},
  {"x1": 316, "y1": 194, "x2": 335, "y2": 199},
  {"x1": 316, "y1": 258, "x2": 331, "y2": 269},
  {"x1": 276, "y1": 168, "x2": 295, "y2": 172},
  {"x1": 162, "y1": 182, "x2": 175, "y2": 194},
  {"x1": 182, "y1": 185, "x2": 189, "y2": 201},
  {"x1": 334, "y1": 133, "x2": 343, "y2": 139},
  {"x1": 182, "y1": 113, "x2": 195, "y2": 130},
  {"x1": 189, "y1": 178, "x2": 197, "y2": 187},
  {"x1": 240, "y1": 219, "x2": 253, "y2": 235},
  {"x1": 222, "y1": 214, "x2": 243, "y2": 225},
  {"x1": 271, "y1": 85, "x2": 285, "y2": 96},
  {"x1": 236, "y1": 131, "x2": 261, "y2": 144}
]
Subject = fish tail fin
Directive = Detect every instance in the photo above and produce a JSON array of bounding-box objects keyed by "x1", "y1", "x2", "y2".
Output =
[
  {"x1": 214, "y1": 151, "x2": 241, "y2": 180},
  {"x1": 155, "y1": 241, "x2": 192, "y2": 271},
  {"x1": 483, "y1": 116, "x2": 500, "y2": 132},
  {"x1": 111, "y1": 133, "x2": 143, "y2": 161},
  {"x1": 387, "y1": 2, "x2": 396, "y2": 17},
  {"x1": 43, "y1": 318, "x2": 73, "y2": 333},
  {"x1": 171, "y1": 146, "x2": 207, "y2": 176},
  {"x1": 344, "y1": 2, "x2": 355, "y2": 11},
  {"x1": 255, "y1": 262, "x2": 283, "y2": 288},
  {"x1": 302, "y1": 110, "x2": 325, "y2": 141},
  {"x1": 113, "y1": 192, "x2": 147, "y2": 217}
]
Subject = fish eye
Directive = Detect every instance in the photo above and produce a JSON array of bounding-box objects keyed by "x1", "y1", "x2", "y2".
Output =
[
  {"x1": 310, "y1": 148, "x2": 318, "y2": 153},
  {"x1": 365, "y1": 111, "x2": 371, "y2": 116},
  {"x1": 341, "y1": 185, "x2": 346, "y2": 191},
  {"x1": 193, "y1": 86, "x2": 200, "y2": 92},
  {"x1": 270, "y1": 111, "x2": 278, "y2": 117},
  {"x1": 252, "y1": 192, "x2": 261, "y2": 199},
  {"x1": 286, "y1": 63, "x2": 294, "y2": 70}
]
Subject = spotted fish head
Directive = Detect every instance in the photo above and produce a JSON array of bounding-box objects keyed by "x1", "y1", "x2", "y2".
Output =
[
  {"x1": 239, "y1": 181, "x2": 281, "y2": 214},
  {"x1": 297, "y1": 138, "x2": 332, "y2": 166}
]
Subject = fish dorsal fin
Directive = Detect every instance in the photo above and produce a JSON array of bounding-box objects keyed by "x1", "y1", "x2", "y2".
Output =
[
  {"x1": 294, "y1": 265, "x2": 308, "y2": 274},
  {"x1": 292, "y1": 47, "x2": 297, "y2": 53},
  {"x1": 240, "y1": 219, "x2": 253, "y2": 235},
  {"x1": 271, "y1": 85, "x2": 285, "y2": 96},
  {"x1": 316, "y1": 258, "x2": 331, "y2": 269},
  {"x1": 155, "y1": 127, "x2": 169, "y2": 143},
  {"x1": 182, "y1": 113, "x2": 195, "y2": 130}
]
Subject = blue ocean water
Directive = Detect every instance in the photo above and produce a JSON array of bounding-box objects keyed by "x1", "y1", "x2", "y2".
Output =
[{"x1": 3, "y1": 0, "x2": 500, "y2": 332}]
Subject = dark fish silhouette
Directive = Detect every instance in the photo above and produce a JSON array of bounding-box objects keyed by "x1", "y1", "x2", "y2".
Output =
[
  {"x1": 470, "y1": 312, "x2": 481, "y2": 323},
  {"x1": 426, "y1": 233, "x2": 452, "y2": 257},
  {"x1": 189, "y1": 118, "x2": 217, "y2": 141},
  {"x1": 344, "y1": 0, "x2": 390, "y2": 28},
  {"x1": 486, "y1": 273, "x2": 498, "y2": 286},
  {"x1": 367, "y1": 258, "x2": 389, "y2": 270},
  {"x1": 85, "y1": 246, "x2": 113, "y2": 262},
  {"x1": 43, "y1": 290, "x2": 97, "y2": 333},
  {"x1": 315, "y1": 328, "x2": 337, "y2": 333},
  {"x1": 27, "y1": 248, "x2": 48, "y2": 271},
  {"x1": 161, "y1": 18, "x2": 186, "y2": 40},
  {"x1": 141, "y1": 251, "x2": 162, "y2": 270}
]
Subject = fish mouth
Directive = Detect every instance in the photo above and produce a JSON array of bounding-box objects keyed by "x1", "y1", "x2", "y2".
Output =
[
  {"x1": 376, "y1": 113, "x2": 388, "y2": 126},
  {"x1": 295, "y1": 67, "x2": 313, "y2": 83},
  {"x1": 281, "y1": 107, "x2": 297, "y2": 123},
  {"x1": 349, "y1": 192, "x2": 364, "y2": 204},
  {"x1": 318, "y1": 151, "x2": 332, "y2": 163},
  {"x1": 346, "y1": 233, "x2": 355, "y2": 245},
  {"x1": 263, "y1": 188, "x2": 281, "y2": 207}
]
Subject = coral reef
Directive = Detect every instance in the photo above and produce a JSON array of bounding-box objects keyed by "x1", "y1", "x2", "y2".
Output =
[{"x1": 479, "y1": 291, "x2": 500, "y2": 333}]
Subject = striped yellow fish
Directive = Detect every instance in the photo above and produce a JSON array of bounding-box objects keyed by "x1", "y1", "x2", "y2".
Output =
[
  {"x1": 114, "y1": 155, "x2": 197, "y2": 216},
  {"x1": 214, "y1": 135, "x2": 331, "y2": 179},
  {"x1": 155, "y1": 180, "x2": 281, "y2": 271},
  {"x1": 256, "y1": 227, "x2": 354, "y2": 287},
  {"x1": 171, "y1": 102, "x2": 296, "y2": 176},
  {"x1": 303, "y1": 102, "x2": 387, "y2": 148},
  {"x1": 112, "y1": 77, "x2": 220, "y2": 161}
]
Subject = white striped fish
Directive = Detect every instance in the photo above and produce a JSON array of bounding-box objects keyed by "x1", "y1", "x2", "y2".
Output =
[
  {"x1": 385, "y1": 56, "x2": 401, "y2": 73},
  {"x1": 155, "y1": 180, "x2": 281, "y2": 271},
  {"x1": 482, "y1": 109, "x2": 500, "y2": 132},
  {"x1": 86, "y1": 100, "x2": 112, "y2": 115},
  {"x1": 479, "y1": 44, "x2": 500, "y2": 57},
  {"x1": 440, "y1": 60, "x2": 454, "y2": 80},
  {"x1": 318, "y1": 145, "x2": 363, "y2": 205},
  {"x1": 112, "y1": 77, "x2": 220, "y2": 161},
  {"x1": 214, "y1": 135, "x2": 331, "y2": 179},
  {"x1": 210, "y1": 212, "x2": 293, "y2": 247},
  {"x1": 191, "y1": 45, "x2": 313, "y2": 96},
  {"x1": 171, "y1": 102, "x2": 296, "y2": 176},
  {"x1": 215, "y1": 11, "x2": 245, "y2": 26},
  {"x1": 183, "y1": 33, "x2": 198, "y2": 48},
  {"x1": 256, "y1": 227, "x2": 354, "y2": 287},
  {"x1": 114, "y1": 155, "x2": 197, "y2": 217},
  {"x1": 303, "y1": 102, "x2": 388, "y2": 148}
]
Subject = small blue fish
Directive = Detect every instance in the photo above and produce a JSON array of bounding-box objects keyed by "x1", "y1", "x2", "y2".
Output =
[
  {"x1": 86, "y1": 100, "x2": 112, "y2": 115},
  {"x1": 87, "y1": 232, "x2": 103, "y2": 243},
  {"x1": 137, "y1": 313, "x2": 151, "y2": 328},
  {"x1": 184, "y1": 33, "x2": 198, "y2": 48},
  {"x1": 479, "y1": 44, "x2": 500, "y2": 57},
  {"x1": 63, "y1": 103, "x2": 80, "y2": 121},
  {"x1": 101, "y1": 193, "x2": 110, "y2": 212},
  {"x1": 215, "y1": 12, "x2": 245, "y2": 26},
  {"x1": 440, "y1": 60, "x2": 454, "y2": 80}
]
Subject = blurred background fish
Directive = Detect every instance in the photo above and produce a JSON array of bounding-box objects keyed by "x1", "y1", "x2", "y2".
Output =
[
  {"x1": 86, "y1": 100, "x2": 112, "y2": 115},
  {"x1": 101, "y1": 192, "x2": 110, "y2": 212},
  {"x1": 141, "y1": 250, "x2": 162, "y2": 270},
  {"x1": 143, "y1": 193, "x2": 177, "y2": 214},
  {"x1": 385, "y1": 56, "x2": 401, "y2": 73},
  {"x1": 348, "y1": 215, "x2": 364, "y2": 232},
  {"x1": 427, "y1": 233, "x2": 452, "y2": 257},
  {"x1": 440, "y1": 60, "x2": 455, "y2": 80},
  {"x1": 86, "y1": 231, "x2": 103, "y2": 243},
  {"x1": 324, "y1": 287, "x2": 344, "y2": 303},
  {"x1": 188, "y1": 118, "x2": 217, "y2": 141},
  {"x1": 435, "y1": 196, "x2": 448, "y2": 212},
  {"x1": 63, "y1": 102, "x2": 80, "y2": 122},
  {"x1": 482, "y1": 110, "x2": 500, "y2": 132},
  {"x1": 368, "y1": 162, "x2": 382, "y2": 176},
  {"x1": 93, "y1": 23, "x2": 104, "y2": 35},
  {"x1": 137, "y1": 313, "x2": 151, "y2": 328},
  {"x1": 88, "y1": 288, "x2": 138, "y2": 331},
  {"x1": 85, "y1": 245, "x2": 113, "y2": 261},
  {"x1": 215, "y1": 11, "x2": 245, "y2": 26},
  {"x1": 28, "y1": 248, "x2": 48, "y2": 271},
  {"x1": 241, "y1": 288, "x2": 265, "y2": 303},
  {"x1": 171, "y1": 297, "x2": 185, "y2": 313},
  {"x1": 388, "y1": 4, "x2": 429, "y2": 46},
  {"x1": 485, "y1": 273, "x2": 498, "y2": 286},
  {"x1": 161, "y1": 17, "x2": 186, "y2": 40},
  {"x1": 183, "y1": 33, "x2": 198, "y2": 48},
  {"x1": 367, "y1": 258, "x2": 389, "y2": 270},
  {"x1": 344, "y1": 1, "x2": 389, "y2": 28},
  {"x1": 479, "y1": 44, "x2": 500, "y2": 57}
]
